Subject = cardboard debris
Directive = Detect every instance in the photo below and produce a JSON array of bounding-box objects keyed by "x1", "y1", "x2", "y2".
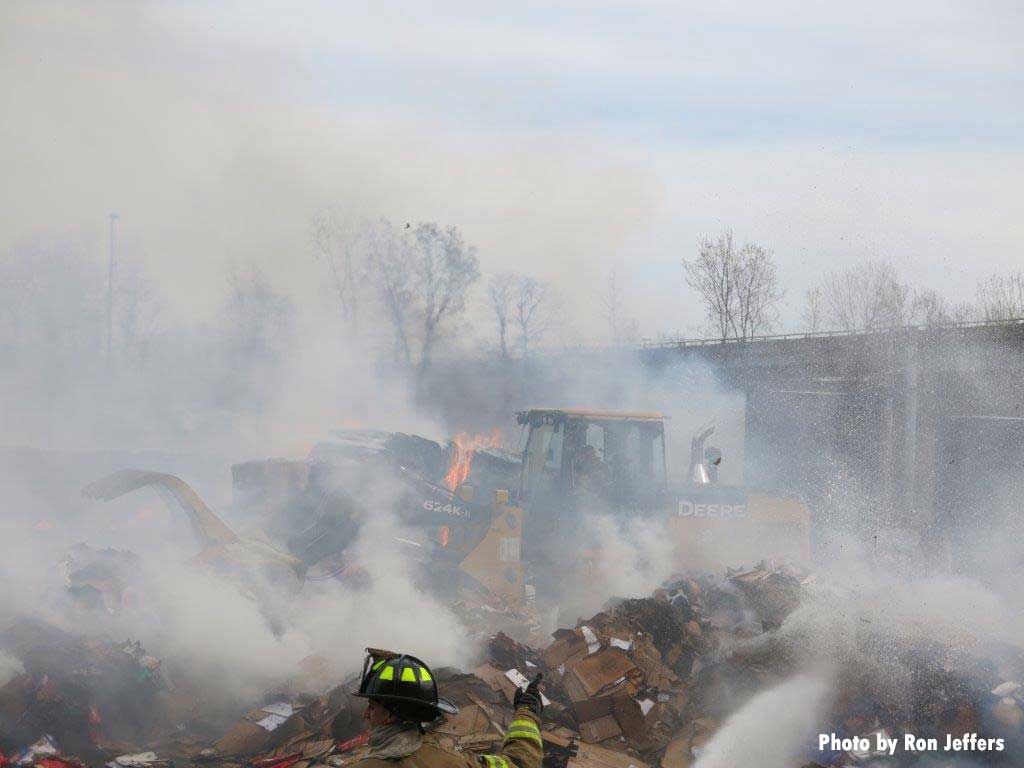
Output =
[
  {"x1": 544, "y1": 629, "x2": 594, "y2": 671},
  {"x1": 5, "y1": 560, "x2": 1021, "y2": 768},
  {"x1": 565, "y1": 648, "x2": 641, "y2": 701},
  {"x1": 580, "y1": 714, "x2": 621, "y2": 743},
  {"x1": 569, "y1": 741, "x2": 649, "y2": 768},
  {"x1": 472, "y1": 664, "x2": 521, "y2": 705},
  {"x1": 435, "y1": 703, "x2": 490, "y2": 736},
  {"x1": 213, "y1": 718, "x2": 272, "y2": 756}
]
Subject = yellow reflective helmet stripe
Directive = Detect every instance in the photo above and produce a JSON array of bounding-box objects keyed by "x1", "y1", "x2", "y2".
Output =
[
  {"x1": 401, "y1": 666, "x2": 417, "y2": 682},
  {"x1": 419, "y1": 666, "x2": 432, "y2": 682},
  {"x1": 481, "y1": 756, "x2": 511, "y2": 768},
  {"x1": 371, "y1": 659, "x2": 386, "y2": 671},
  {"x1": 378, "y1": 665, "x2": 395, "y2": 681}
]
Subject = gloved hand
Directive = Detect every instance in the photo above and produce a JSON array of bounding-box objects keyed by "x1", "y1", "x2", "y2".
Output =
[{"x1": 513, "y1": 672, "x2": 544, "y2": 716}]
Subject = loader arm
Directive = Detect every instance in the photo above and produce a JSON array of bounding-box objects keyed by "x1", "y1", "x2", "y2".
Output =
[{"x1": 83, "y1": 469, "x2": 239, "y2": 548}]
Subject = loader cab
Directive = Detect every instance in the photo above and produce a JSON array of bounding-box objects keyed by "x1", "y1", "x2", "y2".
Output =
[{"x1": 517, "y1": 409, "x2": 668, "y2": 509}]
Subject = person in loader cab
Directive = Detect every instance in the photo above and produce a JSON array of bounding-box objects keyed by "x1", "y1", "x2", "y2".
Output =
[
  {"x1": 353, "y1": 649, "x2": 544, "y2": 768},
  {"x1": 575, "y1": 444, "x2": 611, "y2": 496}
]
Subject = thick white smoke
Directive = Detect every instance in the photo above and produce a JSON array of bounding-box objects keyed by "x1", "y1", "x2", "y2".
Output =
[
  {"x1": 0, "y1": 447, "x2": 475, "y2": 711},
  {"x1": 558, "y1": 513, "x2": 678, "y2": 622}
]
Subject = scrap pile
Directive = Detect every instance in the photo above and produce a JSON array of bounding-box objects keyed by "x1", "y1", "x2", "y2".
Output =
[
  {"x1": 0, "y1": 619, "x2": 226, "y2": 768},
  {"x1": 4, "y1": 562, "x2": 1023, "y2": 768}
]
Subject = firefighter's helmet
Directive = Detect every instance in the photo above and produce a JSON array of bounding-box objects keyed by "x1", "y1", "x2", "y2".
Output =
[{"x1": 352, "y1": 649, "x2": 458, "y2": 722}]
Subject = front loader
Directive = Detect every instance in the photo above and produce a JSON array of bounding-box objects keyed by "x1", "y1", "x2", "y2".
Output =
[
  {"x1": 80, "y1": 410, "x2": 810, "y2": 615},
  {"x1": 486, "y1": 409, "x2": 812, "y2": 599}
]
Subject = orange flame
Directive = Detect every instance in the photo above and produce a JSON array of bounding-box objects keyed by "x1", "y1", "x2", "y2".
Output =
[{"x1": 443, "y1": 428, "x2": 503, "y2": 491}]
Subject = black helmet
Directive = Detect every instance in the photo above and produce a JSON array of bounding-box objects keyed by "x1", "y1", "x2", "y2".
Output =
[{"x1": 352, "y1": 649, "x2": 458, "y2": 722}]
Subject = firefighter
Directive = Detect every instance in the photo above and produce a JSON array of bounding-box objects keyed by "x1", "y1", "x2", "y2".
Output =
[{"x1": 353, "y1": 649, "x2": 544, "y2": 768}]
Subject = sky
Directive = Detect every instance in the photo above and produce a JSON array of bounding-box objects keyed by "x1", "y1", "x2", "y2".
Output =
[{"x1": 2, "y1": 0, "x2": 1022, "y2": 340}]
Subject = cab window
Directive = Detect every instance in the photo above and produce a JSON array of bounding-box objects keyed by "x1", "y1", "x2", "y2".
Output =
[{"x1": 521, "y1": 421, "x2": 565, "y2": 497}]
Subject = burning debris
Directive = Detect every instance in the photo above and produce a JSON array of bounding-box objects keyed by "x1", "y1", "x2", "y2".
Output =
[
  {"x1": 4, "y1": 400, "x2": 1021, "y2": 768},
  {"x1": 444, "y1": 430, "x2": 505, "y2": 492},
  {"x1": 4, "y1": 561, "x2": 1019, "y2": 768}
]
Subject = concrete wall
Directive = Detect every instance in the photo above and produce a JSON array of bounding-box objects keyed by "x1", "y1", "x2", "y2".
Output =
[{"x1": 641, "y1": 322, "x2": 1024, "y2": 555}]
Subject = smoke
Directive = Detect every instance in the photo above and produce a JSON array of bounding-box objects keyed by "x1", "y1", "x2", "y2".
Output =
[
  {"x1": 0, "y1": 651, "x2": 24, "y2": 688},
  {"x1": 558, "y1": 513, "x2": 677, "y2": 622},
  {"x1": 292, "y1": 498, "x2": 473, "y2": 676},
  {"x1": 770, "y1": 535, "x2": 1024, "y2": 709},
  {"x1": 0, "y1": 1, "x2": 1021, "y2": 760},
  {"x1": 694, "y1": 674, "x2": 831, "y2": 768},
  {"x1": 0, "y1": 446, "x2": 473, "y2": 714}
]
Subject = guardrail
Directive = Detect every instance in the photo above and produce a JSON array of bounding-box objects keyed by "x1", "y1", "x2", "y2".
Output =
[{"x1": 640, "y1": 317, "x2": 1024, "y2": 350}]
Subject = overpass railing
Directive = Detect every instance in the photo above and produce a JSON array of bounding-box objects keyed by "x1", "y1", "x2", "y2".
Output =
[{"x1": 640, "y1": 317, "x2": 1024, "y2": 350}]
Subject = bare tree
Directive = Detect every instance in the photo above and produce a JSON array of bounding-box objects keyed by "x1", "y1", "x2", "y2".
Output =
[
  {"x1": 411, "y1": 223, "x2": 480, "y2": 377},
  {"x1": 311, "y1": 210, "x2": 367, "y2": 330},
  {"x1": 907, "y1": 288, "x2": 977, "y2": 326},
  {"x1": 949, "y1": 301, "x2": 978, "y2": 324},
  {"x1": 975, "y1": 270, "x2": 1024, "y2": 321},
  {"x1": 802, "y1": 286, "x2": 825, "y2": 333},
  {"x1": 818, "y1": 259, "x2": 915, "y2": 331},
  {"x1": 603, "y1": 266, "x2": 624, "y2": 343},
  {"x1": 362, "y1": 219, "x2": 415, "y2": 365},
  {"x1": 602, "y1": 266, "x2": 639, "y2": 345},
  {"x1": 212, "y1": 262, "x2": 294, "y2": 415},
  {"x1": 488, "y1": 273, "x2": 514, "y2": 359},
  {"x1": 513, "y1": 276, "x2": 554, "y2": 357},
  {"x1": 733, "y1": 242, "x2": 782, "y2": 339},
  {"x1": 223, "y1": 262, "x2": 294, "y2": 366},
  {"x1": 683, "y1": 230, "x2": 782, "y2": 341}
]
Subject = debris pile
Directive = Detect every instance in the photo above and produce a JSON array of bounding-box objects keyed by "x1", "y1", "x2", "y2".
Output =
[
  {"x1": 3, "y1": 561, "x2": 1023, "y2": 767},
  {"x1": 0, "y1": 619, "x2": 226, "y2": 767}
]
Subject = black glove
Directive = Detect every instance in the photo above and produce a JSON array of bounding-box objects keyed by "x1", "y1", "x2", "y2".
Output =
[{"x1": 513, "y1": 672, "x2": 544, "y2": 716}]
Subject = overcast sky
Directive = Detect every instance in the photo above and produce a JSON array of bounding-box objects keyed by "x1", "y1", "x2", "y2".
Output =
[{"x1": 2, "y1": 1, "x2": 1022, "y2": 340}]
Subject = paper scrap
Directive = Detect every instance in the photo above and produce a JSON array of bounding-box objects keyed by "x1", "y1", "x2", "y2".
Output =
[
  {"x1": 610, "y1": 637, "x2": 632, "y2": 651},
  {"x1": 505, "y1": 669, "x2": 551, "y2": 706},
  {"x1": 261, "y1": 702, "x2": 295, "y2": 718},
  {"x1": 637, "y1": 698, "x2": 655, "y2": 716},
  {"x1": 115, "y1": 752, "x2": 159, "y2": 767},
  {"x1": 255, "y1": 713, "x2": 288, "y2": 731},
  {"x1": 580, "y1": 626, "x2": 601, "y2": 654}
]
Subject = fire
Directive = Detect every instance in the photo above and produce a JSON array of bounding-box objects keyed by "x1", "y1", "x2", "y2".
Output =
[
  {"x1": 89, "y1": 704, "x2": 102, "y2": 745},
  {"x1": 443, "y1": 428, "x2": 503, "y2": 491}
]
